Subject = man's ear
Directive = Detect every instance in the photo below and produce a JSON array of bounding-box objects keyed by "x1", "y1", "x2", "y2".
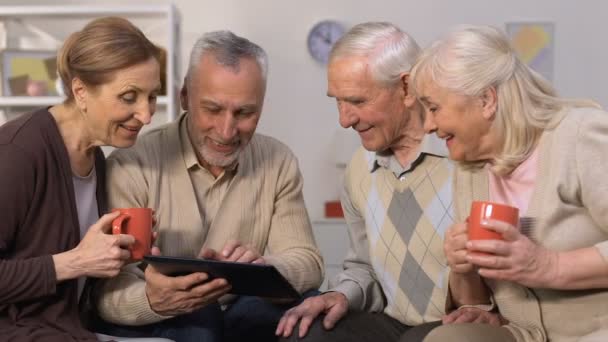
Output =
[
  {"x1": 400, "y1": 72, "x2": 417, "y2": 107},
  {"x1": 71, "y1": 78, "x2": 87, "y2": 111},
  {"x1": 481, "y1": 86, "x2": 498, "y2": 119},
  {"x1": 180, "y1": 78, "x2": 189, "y2": 111}
]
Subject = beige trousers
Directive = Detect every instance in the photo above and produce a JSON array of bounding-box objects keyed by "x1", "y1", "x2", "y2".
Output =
[{"x1": 423, "y1": 323, "x2": 516, "y2": 342}]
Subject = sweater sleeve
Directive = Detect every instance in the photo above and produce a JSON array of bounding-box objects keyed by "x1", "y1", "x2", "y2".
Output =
[
  {"x1": 576, "y1": 111, "x2": 608, "y2": 260},
  {"x1": 0, "y1": 144, "x2": 57, "y2": 303},
  {"x1": 265, "y1": 148, "x2": 324, "y2": 293},
  {"x1": 104, "y1": 148, "x2": 150, "y2": 209},
  {"x1": 327, "y1": 156, "x2": 386, "y2": 312},
  {"x1": 95, "y1": 148, "x2": 168, "y2": 325},
  {"x1": 94, "y1": 263, "x2": 168, "y2": 325}
]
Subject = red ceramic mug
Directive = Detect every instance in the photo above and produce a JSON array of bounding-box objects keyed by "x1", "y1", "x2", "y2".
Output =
[
  {"x1": 112, "y1": 208, "x2": 153, "y2": 261},
  {"x1": 468, "y1": 201, "x2": 519, "y2": 242}
]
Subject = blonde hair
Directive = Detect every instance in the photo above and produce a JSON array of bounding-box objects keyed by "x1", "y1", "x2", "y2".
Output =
[
  {"x1": 329, "y1": 22, "x2": 420, "y2": 87},
  {"x1": 410, "y1": 25, "x2": 599, "y2": 174},
  {"x1": 57, "y1": 17, "x2": 160, "y2": 101}
]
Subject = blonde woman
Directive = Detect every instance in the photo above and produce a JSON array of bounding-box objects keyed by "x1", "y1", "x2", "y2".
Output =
[
  {"x1": 0, "y1": 17, "x2": 165, "y2": 341},
  {"x1": 411, "y1": 25, "x2": 608, "y2": 342}
]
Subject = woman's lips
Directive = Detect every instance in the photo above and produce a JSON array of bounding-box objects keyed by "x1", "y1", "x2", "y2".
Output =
[
  {"x1": 120, "y1": 124, "x2": 141, "y2": 137},
  {"x1": 441, "y1": 134, "x2": 454, "y2": 147}
]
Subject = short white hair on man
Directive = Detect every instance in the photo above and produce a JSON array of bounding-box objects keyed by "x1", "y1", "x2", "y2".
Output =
[
  {"x1": 411, "y1": 25, "x2": 599, "y2": 174},
  {"x1": 186, "y1": 30, "x2": 268, "y2": 86},
  {"x1": 329, "y1": 22, "x2": 421, "y2": 87}
]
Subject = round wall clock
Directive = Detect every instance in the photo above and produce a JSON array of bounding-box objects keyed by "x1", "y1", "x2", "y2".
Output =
[{"x1": 307, "y1": 20, "x2": 346, "y2": 64}]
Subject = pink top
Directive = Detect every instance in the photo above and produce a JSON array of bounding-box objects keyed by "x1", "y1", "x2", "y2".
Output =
[{"x1": 488, "y1": 148, "x2": 539, "y2": 216}]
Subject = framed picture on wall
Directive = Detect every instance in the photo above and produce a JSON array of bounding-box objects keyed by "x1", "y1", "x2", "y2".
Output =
[
  {"x1": 0, "y1": 50, "x2": 58, "y2": 96},
  {"x1": 506, "y1": 22, "x2": 554, "y2": 82}
]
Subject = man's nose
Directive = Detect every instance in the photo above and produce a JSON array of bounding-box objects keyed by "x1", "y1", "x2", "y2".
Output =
[
  {"x1": 338, "y1": 105, "x2": 357, "y2": 129},
  {"x1": 218, "y1": 114, "x2": 237, "y2": 141},
  {"x1": 423, "y1": 112, "x2": 437, "y2": 134}
]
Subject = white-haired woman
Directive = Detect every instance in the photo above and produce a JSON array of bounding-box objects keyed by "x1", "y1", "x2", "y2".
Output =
[{"x1": 411, "y1": 25, "x2": 608, "y2": 342}]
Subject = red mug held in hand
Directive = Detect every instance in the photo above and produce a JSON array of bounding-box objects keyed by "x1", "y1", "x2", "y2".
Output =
[
  {"x1": 468, "y1": 201, "x2": 519, "y2": 242},
  {"x1": 112, "y1": 208, "x2": 153, "y2": 261}
]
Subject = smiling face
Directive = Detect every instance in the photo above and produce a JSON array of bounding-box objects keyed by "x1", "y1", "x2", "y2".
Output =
[
  {"x1": 76, "y1": 57, "x2": 161, "y2": 148},
  {"x1": 327, "y1": 56, "x2": 415, "y2": 153},
  {"x1": 418, "y1": 80, "x2": 498, "y2": 162},
  {"x1": 182, "y1": 54, "x2": 265, "y2": 172}
]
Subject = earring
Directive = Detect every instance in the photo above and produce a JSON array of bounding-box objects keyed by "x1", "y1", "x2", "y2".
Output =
[{"x1": 78, "y1": 105, "x2": 87, "y2": 116}]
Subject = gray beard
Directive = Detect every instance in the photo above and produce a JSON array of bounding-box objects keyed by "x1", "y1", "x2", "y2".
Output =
[{"x1": 195, "y1": 138, "x2": 241, "y2": 168}]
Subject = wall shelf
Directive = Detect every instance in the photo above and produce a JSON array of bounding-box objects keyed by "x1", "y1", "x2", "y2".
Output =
[
  {"x1": 0, "y1": 95, "x2": 169, "y2": 108},
  {"x1": 0, "y1": 5, "x2": 175, "y2": 17},
  {"x1": 0, "y1": 4, "x2": 180, "y2": 121}
]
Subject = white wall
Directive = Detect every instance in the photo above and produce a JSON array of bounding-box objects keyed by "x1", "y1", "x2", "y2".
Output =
[
  {"x1": 173, "y1": 0, "x2": 608, "y2": 220},
  {"x1": 7, "y1": 0, "x2": 608, "y2": 220}
]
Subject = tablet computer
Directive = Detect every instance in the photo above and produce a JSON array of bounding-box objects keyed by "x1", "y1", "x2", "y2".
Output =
[{"x1": 143, "y1": 255, "x2": 300, "y2": 299}]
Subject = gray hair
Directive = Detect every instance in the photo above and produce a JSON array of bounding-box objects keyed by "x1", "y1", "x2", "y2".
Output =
[
  {"x1": 329, "y1": 22, "x2": 421, "y2": 86},
  {"x1": 411, "y1": 25, "x2": 599, "y2": 175},
  {"x1": 186, "y1": 30, "x2": 268, "y2": 84}
]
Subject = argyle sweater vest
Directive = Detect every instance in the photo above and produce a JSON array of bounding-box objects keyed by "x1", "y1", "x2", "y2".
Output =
[{"x1": 351, "y1": 150, "x2": 453, "y2": 325}]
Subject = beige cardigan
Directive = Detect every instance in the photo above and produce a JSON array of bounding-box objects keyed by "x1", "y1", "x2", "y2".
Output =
[
  {"x1": 453, "y1": 107, "x2": 608, "y2": 342},
  {"x1": 95, "y1": 114, "x2": 324, "y2": 325}
]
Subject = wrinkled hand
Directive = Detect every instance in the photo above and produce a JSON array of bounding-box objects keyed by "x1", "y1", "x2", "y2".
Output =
[
  {"x1": 198, "y1": 239, "x2": 265, "y2": 264},
  {"x1": 443, "y1": 307, "x2": 508, "y2": 326},
  {"x1": 145, "y1": 248, "x2": 231, "y2": 316},
  {"x1": 275, "y1": 292, "x2": 348, "y2": 338},
  {"x1": 445, "y1": 222, "x2": 475, "y2": 274},
  {"x1": 466, "y1": 219, "x2": 559, "y2": 288},
  {"x1": 72, "y1": 211, "x2": 135, "y2": 278}
]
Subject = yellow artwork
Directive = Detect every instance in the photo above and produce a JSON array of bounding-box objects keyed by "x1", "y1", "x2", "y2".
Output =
[
  {"x1": 506, "y1": 22, "x2": 554, "y2": 81},
  {"x1": 1, "y1": 50, "x2": 57, "y2": 96}
]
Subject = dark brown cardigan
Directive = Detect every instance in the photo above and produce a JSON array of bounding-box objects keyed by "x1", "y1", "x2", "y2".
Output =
[{"x1": 0, "y1": 108, "x2": 106, "y2": 341}]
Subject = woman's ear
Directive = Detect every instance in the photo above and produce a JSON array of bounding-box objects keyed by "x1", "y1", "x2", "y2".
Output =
[
  {"x1": 481, "y1": 86, "x2": 498, "y2": 119},
  {"x1": 400, "y1": 73, "x2": 417, "y2": 107},
  {"x1": 71, "y1": 78, "x2": 87, "y2": 111}
]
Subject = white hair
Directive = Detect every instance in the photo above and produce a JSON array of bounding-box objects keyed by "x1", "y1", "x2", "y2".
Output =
[
  {"x1": 411, "y1": 25, "x2": 599, "y2": 174},
  {"x1": 186, "y1": 30, "x2": 268, "y2": 85},
  {"x1": 330, "y1": 22, "x2": 421, "y2": 86}
]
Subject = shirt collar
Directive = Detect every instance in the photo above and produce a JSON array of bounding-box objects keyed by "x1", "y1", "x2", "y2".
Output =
[{"x1": 369, "y1": 134, "x2": 448, "y2": 177}]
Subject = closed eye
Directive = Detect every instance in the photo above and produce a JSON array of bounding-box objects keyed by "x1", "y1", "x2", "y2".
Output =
[
  {"x1": 236, "y1": 109, "x2": 255, "y2": 117},
  {"x1": 420, "y1": 101, "x2": 438, "y2": 114},
  {"x1": 120, "y1": 91, "x2": 137, "y2": 104},
  {"x1": 203, "y1": 106, "x2": 221, "y2": 114},
  {"x1": 339, "y1": 97, "x2": 366, "y2": 106}
]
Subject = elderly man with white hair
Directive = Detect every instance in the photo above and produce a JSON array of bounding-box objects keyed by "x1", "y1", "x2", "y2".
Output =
[{"x1": 276, "y1": 22, "x2": 501, "y2": 342}]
